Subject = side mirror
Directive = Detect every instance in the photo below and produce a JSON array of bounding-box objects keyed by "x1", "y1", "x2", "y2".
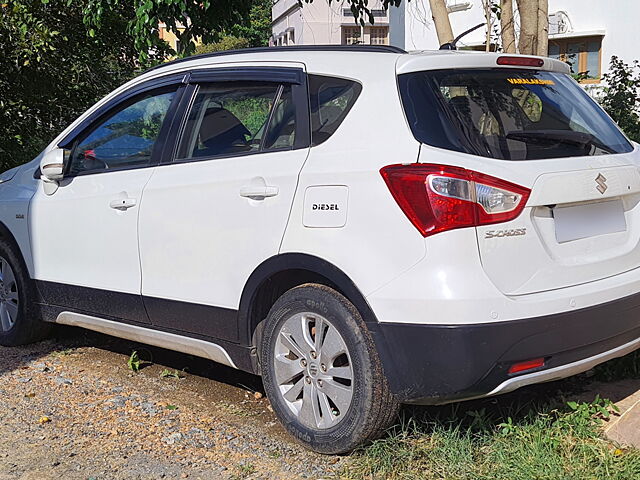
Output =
[
  {"x1": 40, "y1": 148, "x2": 65, "y2": 181},
  {"x1": 39, "y1": 148, "x2": 67, "y2": 195}
]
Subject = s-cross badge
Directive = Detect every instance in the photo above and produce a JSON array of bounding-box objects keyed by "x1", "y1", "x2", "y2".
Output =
[{"x1": 595, "y1": 173, "x2": 608, "y2": 194}]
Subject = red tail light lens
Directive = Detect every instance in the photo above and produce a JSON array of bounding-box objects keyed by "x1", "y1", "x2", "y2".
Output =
[
  {"x1": 497, "y1": 56, "x2": 544, "y2": 67},
  {"x1": 380, "y1": 164, "x2": 530, "y2": 237}
]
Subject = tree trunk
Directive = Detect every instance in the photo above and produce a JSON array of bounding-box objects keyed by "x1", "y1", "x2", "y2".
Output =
[
  {"x1": 428, "y1": 0, "x2": 454, "y2": 46},
  {"x1": 500, "y1": 0, "x2": 516, "y2": 53},
  {"x1": 483, "y1": 0, "x2": 492, "y2": 52},
  {"x1": 516, "y1": 0, "x2": 538, "y2": 55},
  {"x1": 536, "y1": 0, "x2": 549, "y2": 56}
]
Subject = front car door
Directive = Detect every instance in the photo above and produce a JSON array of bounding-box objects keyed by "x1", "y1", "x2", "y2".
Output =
[
  {"x1": 138, "y1": 65, "x2": 310, "y2": 340},
  {"x1": 30, "y1": 79, "x2": 185, "y2": 323}
]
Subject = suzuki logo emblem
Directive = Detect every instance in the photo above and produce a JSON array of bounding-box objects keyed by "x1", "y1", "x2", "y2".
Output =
[{"x1": 595, "y1": 173, "x2": 608, "y2": 194}]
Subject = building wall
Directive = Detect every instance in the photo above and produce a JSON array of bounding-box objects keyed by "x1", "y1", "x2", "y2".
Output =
[{"x1": 271, "y1": 0, "x2": 389, "y2": 46}]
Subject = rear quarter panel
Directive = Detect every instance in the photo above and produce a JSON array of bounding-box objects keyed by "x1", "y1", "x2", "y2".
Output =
[{"x1": 280, "y1": 60, "x2": 427, "y2": 296}]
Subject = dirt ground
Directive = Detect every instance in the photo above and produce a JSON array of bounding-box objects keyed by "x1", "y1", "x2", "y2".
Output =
[
  {"x1": 2, "y1": 325, "x2": 639, "y2": 480},
  {"x1": 0, "y1": 326, "x2": 343, "y2": 480}
]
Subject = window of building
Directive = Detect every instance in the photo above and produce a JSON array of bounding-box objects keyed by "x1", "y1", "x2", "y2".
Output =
[
  {"x1": 370, "y1": 27, "x2": 389, "y2": 45},
  {"x1": 342, "y1": 27, "x2": 361, "y2": 45},
  {"x1": 341, "y1": 26, "x2": 388, "y2": 46},
  {"x1": 342, "y1": 8, "x2": 387, "y2": 18},
  {"x1": 548, "y1": 36, "x2": 603, "y2": 83}
]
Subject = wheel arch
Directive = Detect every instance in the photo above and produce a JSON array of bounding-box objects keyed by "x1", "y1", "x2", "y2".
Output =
[
  {"x1": 238, "y1": 253, "x2": 381, "y2": 349},
  {"x1": 0, "y1": 221, "x2": 30, "y2": 274}
]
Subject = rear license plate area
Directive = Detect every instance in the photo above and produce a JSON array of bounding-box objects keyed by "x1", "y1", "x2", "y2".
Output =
[{"x1": 553, "y1": 199, "x2": 627, "y2": 244}]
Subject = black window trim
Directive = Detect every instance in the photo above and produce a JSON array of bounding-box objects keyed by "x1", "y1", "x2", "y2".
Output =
[{"x1": 166, "y1": 66, "x2": 311, "y2": 166}]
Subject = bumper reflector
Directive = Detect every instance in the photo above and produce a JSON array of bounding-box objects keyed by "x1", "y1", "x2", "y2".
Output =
[{"x1": 508, "y1": 358, "x2": 545, "y2": 375}]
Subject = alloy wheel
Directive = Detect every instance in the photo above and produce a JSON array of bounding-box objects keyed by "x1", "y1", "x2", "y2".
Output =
[
  {"x1": 273, "y1": 312, "x2": 354, "y2": 429},
  {"x1": 0, "y1": 257, "x2": 19, "y2": 332}
]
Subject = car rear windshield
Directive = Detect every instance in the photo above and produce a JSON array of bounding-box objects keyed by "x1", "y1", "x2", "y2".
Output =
[{"x1": 398, "y1": 69, "x2": 633, "y2": 160}]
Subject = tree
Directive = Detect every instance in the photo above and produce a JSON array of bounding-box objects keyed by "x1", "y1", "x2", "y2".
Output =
[
  {"x1": 428, "y1": 0, "x2": 454, "y2": 46},
  {"x1": 599, "y1": 56, "x2": 640, "y2": 143},
  {"x1": 502, "y1": 0, "x2": 548, "y2": 55},
  {"x1": 194, "y1": 0, "x2": 271, "y2": 54},
  {"x1": 82, "y1": 0, "x2": 253, "y2": 58},
  {"x1": 500, "y1": 0, "x2": 516, "y2": 53},
  {"x1": 0, "y1": 0, "x2": 164, "y2": 171}
]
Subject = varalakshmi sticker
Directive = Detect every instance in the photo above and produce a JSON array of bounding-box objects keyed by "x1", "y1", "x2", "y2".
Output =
[{"x1": 507, "y1": 78, "x2": 555, "y2": 85}]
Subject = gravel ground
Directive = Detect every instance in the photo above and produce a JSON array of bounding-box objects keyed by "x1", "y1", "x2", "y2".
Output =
[{"x1": 0, "y1": 326, "x2": 343, "y2": 480}]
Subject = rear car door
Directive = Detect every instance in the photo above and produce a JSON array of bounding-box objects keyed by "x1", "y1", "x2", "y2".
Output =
[
  {"x1": 138, "y1": 65, "x2": 310, "y2": 340},
  {"x1": 30, "y1": 77, "x2": 186, "y2": 322}
]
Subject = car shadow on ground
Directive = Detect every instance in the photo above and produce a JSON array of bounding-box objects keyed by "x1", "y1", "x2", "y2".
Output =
[
  {"x1": 1, "y1": 323, "x2": 639, "y2": 446},
  {"x1": 0, "y1": 324, "x2": 263, "y2": 393}
]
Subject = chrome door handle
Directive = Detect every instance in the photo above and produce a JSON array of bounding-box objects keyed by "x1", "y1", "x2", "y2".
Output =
[
  {"x1": 239, "y1": 185, "x2": 279, "y2": 200},
  {"x1": 109, "y1": 198, "x2": 137, "y2": 210}
]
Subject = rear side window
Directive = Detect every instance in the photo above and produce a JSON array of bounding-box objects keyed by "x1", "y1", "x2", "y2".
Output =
[
  {"x1": 308, "y1": 75, "x2": 362, "y2": 146},
  {"x1": 398, "y1": 69, "x2": 633, "y2": 160}
]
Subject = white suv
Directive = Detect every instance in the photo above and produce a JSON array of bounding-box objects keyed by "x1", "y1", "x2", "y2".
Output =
[{"x1": 1, "y1": 45, "x2": 640, "y2": 453}]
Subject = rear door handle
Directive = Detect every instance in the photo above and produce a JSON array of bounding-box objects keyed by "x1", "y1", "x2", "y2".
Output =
[
  {"x1": 109, "y1": 198, "x2": 137, "y2": 210},
  {"x1": 239, "y1": 185, "x2": 279, "y2": 200}
]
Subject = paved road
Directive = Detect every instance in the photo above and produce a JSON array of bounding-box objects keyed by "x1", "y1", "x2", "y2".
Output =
[{"x1": 0, "y1": 326, "x2": 342, "y2": 480}]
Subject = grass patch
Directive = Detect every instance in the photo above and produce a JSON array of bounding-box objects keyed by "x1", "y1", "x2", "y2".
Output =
[{"x1": 344, "y1": 388, "x2": 640, "y2": 479}]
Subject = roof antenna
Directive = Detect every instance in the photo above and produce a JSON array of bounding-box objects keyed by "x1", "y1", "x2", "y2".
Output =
[{"x1": 439, "y1": 23, "x2": 485, "y2": 50}]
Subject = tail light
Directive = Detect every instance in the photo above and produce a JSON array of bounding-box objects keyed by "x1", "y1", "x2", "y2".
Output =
[{"x1": 380, "y1": 164, "x2": 530, "y2": 237}]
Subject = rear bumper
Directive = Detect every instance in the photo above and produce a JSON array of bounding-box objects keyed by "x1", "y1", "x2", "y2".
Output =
[{"x1": 370, "y1": 290, "x2": 640, "y2": 404}]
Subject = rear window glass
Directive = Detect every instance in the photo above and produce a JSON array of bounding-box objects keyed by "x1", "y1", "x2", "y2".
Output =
[
  {"x1": 399, "y1": 69, "x2": 633, "y2": 160},
  {"x1": 309, "y1": 75, "x2": 362, "y2": 146}
]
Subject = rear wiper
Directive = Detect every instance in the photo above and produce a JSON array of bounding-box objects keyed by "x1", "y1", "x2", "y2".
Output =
[{"x1": 506, "y1": 130, "x2": 616, "y2": 154}]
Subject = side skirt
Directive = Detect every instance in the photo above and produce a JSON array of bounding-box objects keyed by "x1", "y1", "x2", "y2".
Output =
[{"x1": 55, "y1": 311, "x2": 238, "y2": 369}]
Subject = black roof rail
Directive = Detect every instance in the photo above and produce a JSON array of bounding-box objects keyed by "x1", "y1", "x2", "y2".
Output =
[{"x1": 144, "y1": 44, "x2": 407, "y2": 73}]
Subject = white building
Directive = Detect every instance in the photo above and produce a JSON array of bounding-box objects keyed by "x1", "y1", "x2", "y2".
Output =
[{"x1": 272, "y1": 0, "x2": 640, "y2": 84}]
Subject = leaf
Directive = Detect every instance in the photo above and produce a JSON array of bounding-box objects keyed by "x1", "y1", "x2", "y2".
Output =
[
  {"x1": 567, "y1": 401, "x2": 578, "y2": 411},
  {"x1": 160, "y1": 369, "x2": 182, "y2": 379},
  {"x1": 166, "y1": 404, "x2": 178, "y2": 410},
  {"x1": 128, "y1": 351, "x2": 141, "y2": 372}
]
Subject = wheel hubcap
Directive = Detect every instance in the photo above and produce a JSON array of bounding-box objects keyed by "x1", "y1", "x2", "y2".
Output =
[
  {"x1": 273, "y1": 312, "x2": 354, "y2": 430},
  {"x1": 0, "y1": 257, "x2": 18, "y2": 332}
]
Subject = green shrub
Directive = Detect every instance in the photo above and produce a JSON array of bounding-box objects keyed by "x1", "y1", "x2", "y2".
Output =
[{"x1": 599, "y1": 56, "x2": 640, "y2": 143}]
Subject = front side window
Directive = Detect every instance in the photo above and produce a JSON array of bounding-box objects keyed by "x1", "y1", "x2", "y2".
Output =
[
  {"x1": 68, "y1": 90, "x2": 176, "y2": 175},
  {"x1": 399, "y1": 69, "x2": 632, "y2": 160},
  {"x1": 177, "y1": 82, "x2": 296, "y2": 160}
]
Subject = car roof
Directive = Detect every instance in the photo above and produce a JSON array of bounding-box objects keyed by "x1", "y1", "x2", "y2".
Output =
[{"x1": 139, "y1": 45, "x2": 570, "y2": 84}]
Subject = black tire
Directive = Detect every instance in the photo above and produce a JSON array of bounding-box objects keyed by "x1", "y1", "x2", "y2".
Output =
[
  {"x1": 260, "y1": 283, "x2": 399, "y2": 454},
  {"x1": 0, "y1": 238, "x2": 50, "y2": 346}
]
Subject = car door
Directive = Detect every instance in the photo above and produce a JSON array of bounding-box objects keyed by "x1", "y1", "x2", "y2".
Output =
[
  {"x1": 30, "y1": 80, "x2": 185, "y2": 323},
  {"x1": 138, "y1": 65, "x2": 310, "y2": 340}
]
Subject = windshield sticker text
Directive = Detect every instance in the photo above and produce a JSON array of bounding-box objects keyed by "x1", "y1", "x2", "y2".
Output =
[{"x1": 507, "y1": 78, "x2": 555, "y2": 85}]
